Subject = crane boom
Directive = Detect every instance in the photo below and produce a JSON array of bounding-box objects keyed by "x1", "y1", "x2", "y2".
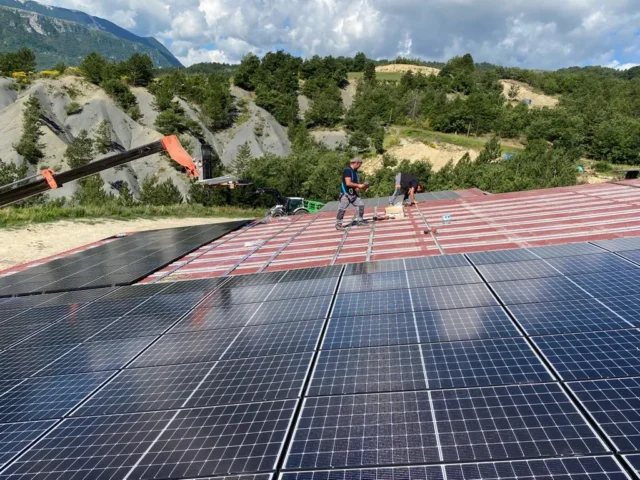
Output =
[{"x1": 0, "y1": 135, "x2": 198, "y2": 208}]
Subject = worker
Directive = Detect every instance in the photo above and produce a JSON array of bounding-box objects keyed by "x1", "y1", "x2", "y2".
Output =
[
  {"x1": 336, "y1": 157, "x2": 368, "y2": 230},
  {"x1": 389, "y1": 172, "x2": 424, "y2": 206}
]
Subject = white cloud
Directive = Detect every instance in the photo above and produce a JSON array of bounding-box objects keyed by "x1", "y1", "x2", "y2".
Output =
[
  {"x1": 608, "y1": 60, "x2": 640, "y2": 70},
  {"x1": 38, "y1": 0, "x2": 640, "y2": 68}
]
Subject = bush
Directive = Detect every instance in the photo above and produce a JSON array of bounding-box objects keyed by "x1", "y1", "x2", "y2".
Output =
[
  {"x1": 139, "y1": 177, "x2": 183, "y2": 205},
  {"x1": 65, "y1": 102, "x2": 83, "y2": 115},
  {"x1": 75, "y1": 175, "x2": 112, "y2": 205},
  {"x1": 593, "y1": 161, "x2": 613, "y2": 173},
  {"x1": 14, "y1": 96, "x2": 44, "y2": 165}
]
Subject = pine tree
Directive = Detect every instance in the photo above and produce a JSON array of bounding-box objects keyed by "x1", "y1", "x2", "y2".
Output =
[
  {"x1": 65, "y1": 130, "x2": 94, "y2": 168},
  {"x1": 79, "y1": 52, "x2": 107, "y2": 84},
  {"x1": 14, "y1": 96, "x2": 44, "y2": 165},
  {"x1": 234, "y1": 53, "x2": 261, "y2": 91},
  {"x1": 94, "y1": 120, "x2": 113, "y2": 155},
  {"x1": 75, "y1": 175, "x2": 111, "y2": 205},
  {"x1": 363, "y1": 62, "x2": 376, "y2": 84},
  {"x1": 230, "y1": 142, "x2": 252, "y2": 177}
]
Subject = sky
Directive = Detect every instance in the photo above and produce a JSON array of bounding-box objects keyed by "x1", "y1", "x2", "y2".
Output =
[{"x1": 38, "y1": 0, "x2": 640, "y2": 70}]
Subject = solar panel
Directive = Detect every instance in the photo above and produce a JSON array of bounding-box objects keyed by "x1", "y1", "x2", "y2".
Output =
[
  {"x1": 74, "y1": 361, "x2": 218, "y2": 416},
  {"x1": 406, "y1": 266, "x2": 483, "y2": 288},
  {"x1": 343, "y1": 259, "x2": 406, "y2": 276},
  {"x1": 545, "y1": 254, "x2": 637, "y2": 276},
  {"x1": 533, "y1": 329, "x2": 640, "y2": 381},
  {"x1": 490, "y1": 277, "x2": 591, "y2": 305},
  {"x1": 411, "y1": 283, "x2": 500, "y2": 311},
  {"x1": 128, "y1": 400, "x2": 296, "y2": 478},
  {"x1": 172, "y1": 302, "x2": 262, "y2": 333},
  {"x1": 599, "y1": 295, "x2": 640, "y2": 326},
  {"x1": 129, "y1": 327, "x2": 243, "y2": 368},
  {"x1": 208, "y1": 284, "x2": 276, "y2": 306},
  {"x1": 416, "y1": 306, "x2": 521, "y2": 343},
  {"x1": 0, "y1": 420, "x2": 57, "y2": 470},
  {"x1": 222, "y1": 319, "x2": 324, "y2": 360},
  {"x1": 268, "y1": 278, "x2": 338, "y2": 301},
  {"x1": 0, "y1": 321, "x2": 53, "y2": 350},
  {"x1": 625, "y1": 454, "x2": 640, "y2": 476},
  {"x1": 308, "y1": 345, "x2": 427, "y2": 395},
  {"x1": 405, "y1": 254, "x2": 471, "y2": 270},
  {"x1": 570, "y1": 270, "x2": 640, "y2": 297},
  {"x1": 280, "y1": 456, "x2": 628, "y2": 480},
  {"x1": 593, "y1": 237, "x2": 640, "y2": 252},
  {"x1": 323, "y1": 313, "x2": 419, "y2": 350},
  {"x1": 0, "y1": 344, "x2": 77, "y2": 381},
  {"x1": 421, "y1": 337, "x2": 552, "y2": 389},
  {"x1": 431, "y1": 383, "x2": 608, "y2": 462},
  {"x1": 281, "y1": 265, "x2": 343, "y2": 282},
  {"x1": 569, "y1": 377, "x2": 640, "y2": 453},
  {"x1": 186, "y1": 352, "x2": 313, "y2": 407},
  {"x1": 467, "y1": 249, "x2": 540, "y2": 265},
  {"x1": 36, "y1": 337, "x2": 155, "y2": 376},
  {"x1": 507, "y1": 299, "x2": 634, "y2": 336},
  {"x1": 617, "y1": 250, "x2": 640, "y2": 266},
  {"x1": 527, "y1": 242, "x2": 605, "y2": 258},
  {"x1": 477, "y1": 260, "x2": 562, "y2": 282},
  {"x1": 339, "y1": 272, "x2": 408, "y2": 293},
  {"x1": 247, "y1": 296, "x2": 333, "y2": 326},
  {"x1": 7, "y1": 303, "x2": 93, "y2": 325},
  {"x1": 285, "y1": 384, "x2": 605, "y2": 469},
  {"x1": 18, "y1": 316, "x2": 120, "y2": 347},
  {"x1": 88, "y1": 313, "x2": 183, "y2": 341},
  {"x1": 161, "y1": 277, "x2": 227, "y2": 294},
  {"x1": 0, "y1": 371, "x2": 113, "y2": 423},
  {"x1": 0, "y1": 409, "x2": 178, "y2": 479},
  {"x1": 285, "y1": 391, "x2": 440, "y2": 469},
  {"x1": 332, "y1": 289, "x2": 413, "y2": 318},
  {"x1": 224, "y1": 271, "x2": 287, "y2": 288}
]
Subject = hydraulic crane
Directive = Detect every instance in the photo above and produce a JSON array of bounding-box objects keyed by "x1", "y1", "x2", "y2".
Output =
[{"x1": 0, "y1": 135, "x2": 199, "y2": 208}]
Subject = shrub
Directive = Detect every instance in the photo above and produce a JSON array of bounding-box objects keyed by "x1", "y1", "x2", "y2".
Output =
[
  {"x1": 65, "y1": 102, "x2": 83, "y2": 115},
  {"x1": 139, "y1": 177, "x2": 183, "y2": 205},
  {"x1": 593, "y1": 161, "x2": 613, "y2": 174}
]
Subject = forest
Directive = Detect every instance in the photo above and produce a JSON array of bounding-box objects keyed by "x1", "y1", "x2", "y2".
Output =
[{"x1": 1, "y1": 48, "x2": 639, "y2": 211}]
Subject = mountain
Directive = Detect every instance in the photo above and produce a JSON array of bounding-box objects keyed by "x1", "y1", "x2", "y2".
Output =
[{"x1": 0, "y1": 0, "x2": 182, "y2": 69}]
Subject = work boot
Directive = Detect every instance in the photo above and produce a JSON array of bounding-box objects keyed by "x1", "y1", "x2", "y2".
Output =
[
  {"x1": 356, "y1": 219, "x2": 369, "y2": 227},
  {"x1": 335, "y1": 224, "x2": 346, "y2": 231}
]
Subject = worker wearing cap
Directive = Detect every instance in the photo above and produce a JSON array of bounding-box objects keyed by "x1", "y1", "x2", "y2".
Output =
[
  {"x1": 336, "y1": 157, "x2": 368, "y2": 230},
  {"x1": 389, "y1": 172, "x2": 424, "y2": 206}
]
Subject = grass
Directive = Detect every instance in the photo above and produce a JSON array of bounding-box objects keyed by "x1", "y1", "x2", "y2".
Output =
[
  {"x1": 0, "y1": 204, "x2": 263, "y2": 228},
  {"x1": 397, "y1": 127, "x2": 525, "y2": 153}
]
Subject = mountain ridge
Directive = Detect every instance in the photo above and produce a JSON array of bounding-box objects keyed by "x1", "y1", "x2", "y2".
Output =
[{"x1": 0, "y1": 0, "x2": 182, "y2": 68}]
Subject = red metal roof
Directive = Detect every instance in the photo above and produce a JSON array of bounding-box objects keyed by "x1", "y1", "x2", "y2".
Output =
[{"x1": 143, "y1": 180, "x2": 640, "y2": 283}]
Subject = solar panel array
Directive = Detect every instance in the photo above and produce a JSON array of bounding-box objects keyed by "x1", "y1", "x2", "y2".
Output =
[
  {"x1": 1, "y1": 240, "x2": 640, "y2": 478},
  {"x1": 0, "y1": 221, "x2": 247, "y2": 297}
]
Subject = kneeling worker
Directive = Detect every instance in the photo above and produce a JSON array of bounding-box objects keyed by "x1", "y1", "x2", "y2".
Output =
[
  {"x1": 389, "y1": 172, "x2": 424, "y2": 206},
  {"x1": 336, "y1": 157, "x2": 368, "y2": 230}
]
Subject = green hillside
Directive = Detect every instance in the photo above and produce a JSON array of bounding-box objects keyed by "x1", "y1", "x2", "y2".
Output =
[{"x1": 0, "y1": 1, "x2": 181, "y2": 69}]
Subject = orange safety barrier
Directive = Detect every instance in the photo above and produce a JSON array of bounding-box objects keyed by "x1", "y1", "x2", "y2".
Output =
[
  {"x1": 161, "y1": 135, "x2": 199, "y2": 178},
  {"x1": 41, "y1": 169, "x2": 58, "y2": 189}
]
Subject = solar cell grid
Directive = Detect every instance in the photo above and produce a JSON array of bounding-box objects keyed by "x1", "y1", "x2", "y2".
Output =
[
  {"x1": 421, "y1": 337, "x2": 552, "y2": 389},
  {"x1": 36, "y1": 337, "x2": 155, "y2": 376},
  {"x1": 416, "y1": 306, "x2": 521, "y2": 343},
  {"x1": 569, "y1": 377, "x2": 640, "y2": 453},
  {"x1": 171, "y1": 302, "x2": 260, "y2": 333},
  {"x1": 129, "y1": 400, "x2": 296, "y2": 478},
  {"x1": 0, "y1": 420, "x2": 57, "y2": 470},
  {"x1": 281, "y1": 265, "x2": 343, "y2": 282},
  {"x1": 534, "y1": 329, "x2": 640, "y2": 381},
  {"x1": 71, "y1": 297, "x2": 146, "y2": 319},
  {"x1": 618, "y1": 250, "x2": 640, "y2": 265},
  {"x1": 570, "y1": 270, "x2": 640, "y2": 298},
  {"x1": 323, "y1": 313, "x2": 419, "y2": 350},
  {"x1": 88, "y1": 313, "x2": 183, "y2": 341},
  {"x1": 8, "y1": 303, "x2": 90, "y2": 325},
  {"x1": 405, "y1": 254, "x2": 471, "y2": 270},
  {"x1": 332, "y1": 289, "x2": 413, "y2": 318},
  {"x1": 268, "y1": 278, "x2": 338, "y2": 301},
  {"x1": 18, "y1": 316, "x2": 119, "y2": 347},
  {"x1": 432, "y1": 383, "x2": 608, "y2": 462},
  {"x1": 411, "y1": 283, "x2": 499, "y2": 312},
  {"x1": 507, "y1": 299, "x2": 634, "y2": 336},
  {"x1": 247, "y1": 295, "x2": 333, "y2": 326},
  {"x1": 490, "y1": 277, "x2": 591, "y2": 305},
  {"x1": 285, "y1": 391, "x2": 440, "y2": 469},
  {"x1": 74, "y1": 361, "x2": 217, "y2": 416},
  {"x1": 526, "y1": 242, "x2": 605, "y2": 259},
  {"x1": 338, "y1": 271, "x2": 408, "y2": 293},
  {"x1": 161, "y1": 277, "x2": 228, "y2": 294},
  {"x1": 223, "y1": 319, "x2": 324, "y2": 360},
  {"x1": 406, "y1": 266, "x2": 482, "y2": 289},
  {"x1": 477, "y1": 260, "x2": 561, "y2": 282},
  {"x1": 187, "y1": 352, "x2": 313, "y2": 407},
  {"x1": 0, "y1": 371, "x2": 113, "y2": 423},
  {"x1": 0, "y1": 409, "x2": 178, "y2": 480},
  {"x1": 224, "y1": 271, "x2": 287, "y2": 288},
  {"x1": 600, "y1": 295, "x2": 640, "y2": 326},
  {"x1": 0, "y1": 343, "x2": 77, "y2": 381},
  {"x1": 129, "y1": 327, "x2": 242, "y2": 368},
  {"x1": 308, "y1": 345, "x2": 427, "y2": 395},
  {"x1": 280, "y1": 456, "x2": 628, "y2": 480},
  {"x1": 625, "y1": 454, "x2": 640, "y2": 477},
  {"x1": 545, "y1": 254, "x2": 638, "y2": 276},
  {"x1": 343, "y1": 259, "x2": 406, "y2": 276},
  {"x1": 208, "y1": 284, "x2": 275, "y2": 306},
  {"x1": 128, "y1": 291, "x2": 209, "y2": 314},
  {"x1": 0, "y1": 321, "x2": 52, "y2": 351},
  {"x1": 467, "y1": 249, "x2": 539, "y2": 265},
  {"x1": 39, "y1": 287, "x2": 117, "y2": 305},
  {"x1": 594, "y1": 237, "x2": 640, "y2": 252}
]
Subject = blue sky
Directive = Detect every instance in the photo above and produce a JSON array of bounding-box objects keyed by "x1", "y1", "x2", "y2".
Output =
[{"x1": 40, "y1": 0, "x2": 639, "y2": 69}]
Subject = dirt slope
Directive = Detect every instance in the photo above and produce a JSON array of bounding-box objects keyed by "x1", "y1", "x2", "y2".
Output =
[
  {"x1": 501, "y1": 79, "x2": 559, "y2": 108},
  {"x1": 376, "y1": 64, "x2": 440, "y2": 76}
]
